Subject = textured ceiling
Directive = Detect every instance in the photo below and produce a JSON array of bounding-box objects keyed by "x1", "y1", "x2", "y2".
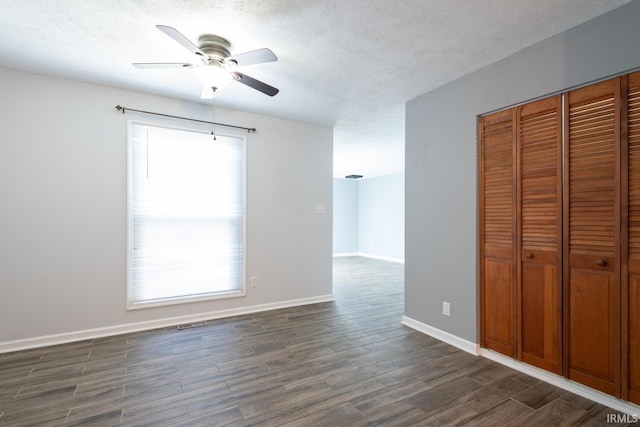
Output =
[{"x1": 0, "y1": 0, "x2": 633, "y2": 177}]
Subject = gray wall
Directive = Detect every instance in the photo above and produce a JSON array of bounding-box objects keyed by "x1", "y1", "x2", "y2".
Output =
[
  {"x1": 405, "y1": 1, "x2": 640, "y2": 342},
  {"x1": 333, "y1": 173, "x2": 405, "y2": 261},
  {"x1": 0, "y1": 67, "x2": 333, "y2": 345},
  {"x1": 359, "y1": 173, "x2": 404, "y2": 261},
  {"x1": 333, "y1": 178, "x2": 359, "y2": 254}
]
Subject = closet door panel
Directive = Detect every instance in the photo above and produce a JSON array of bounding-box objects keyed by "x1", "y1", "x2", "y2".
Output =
[
  {"x1": 481, "y1": 109, "x2": 517, "y2": 357},
  {"x1": 568, "y1": 266, "x2": 616, "y2": 393},
  {"x1": 518, "y1": 96, "x2": 562, "y2": 374},
  {"x1": 521, "y1": 259, "x2": 561, "y2": 371},
  {"x1": 566, "y1": 78, "x2": 621, "y2": 397},
  {"x1": 627, "y1": 71, "x2": 640, "y2": 404},
  {"x1": 484, "y1": 257, "x2": 515, "y2": 355}
]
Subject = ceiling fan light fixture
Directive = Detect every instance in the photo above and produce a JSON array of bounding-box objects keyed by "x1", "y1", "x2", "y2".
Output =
[{"x1": 194, "y1": 65, "x2": 232, "y2": 95}]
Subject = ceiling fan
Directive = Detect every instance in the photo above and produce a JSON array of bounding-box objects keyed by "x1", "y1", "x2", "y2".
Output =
[{"x1": 133, "y1": 25, "x2": 279, "y2": 98}]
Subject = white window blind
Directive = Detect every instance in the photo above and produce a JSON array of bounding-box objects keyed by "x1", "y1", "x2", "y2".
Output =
[{"x1": 127, "y1": 122, "x2": 246, "y2": 308}]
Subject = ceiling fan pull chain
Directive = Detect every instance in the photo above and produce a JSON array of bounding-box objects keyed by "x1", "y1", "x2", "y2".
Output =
[{"x1": 212, "y1": 102, "x2": 216, "y2": 141}]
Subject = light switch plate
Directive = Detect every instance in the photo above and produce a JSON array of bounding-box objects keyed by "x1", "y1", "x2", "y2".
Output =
[{"x1": 443, "y1": 301, "x2": 451, "y2": 316}]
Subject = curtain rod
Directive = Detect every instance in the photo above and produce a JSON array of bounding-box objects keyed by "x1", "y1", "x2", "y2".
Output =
[{"x1": 115, "y1": 105, "x2": 257, "y2": 133}]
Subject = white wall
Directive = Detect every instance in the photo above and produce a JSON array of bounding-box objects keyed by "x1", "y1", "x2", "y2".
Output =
[
  {"x1": 332, "y1": 178, "x2": 359, "y2": 254},
  {"x1": 405, "y1": 1, "x2": 640, "y2": 342},
  {"x1": 0, "y1": 67, "x2": 333, "y2": 348},
  {"x1": 358, "y1": 173, "x2": 404, "y2": 261}
]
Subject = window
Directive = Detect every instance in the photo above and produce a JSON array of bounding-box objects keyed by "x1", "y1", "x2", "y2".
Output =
[{"x1": 127, "y1": 122, "x2": 246, "y2": 309}]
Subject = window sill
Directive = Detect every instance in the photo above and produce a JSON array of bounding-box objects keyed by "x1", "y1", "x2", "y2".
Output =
[{"x1": 126, "y1": 288, "x2": 246, "y2": 310}]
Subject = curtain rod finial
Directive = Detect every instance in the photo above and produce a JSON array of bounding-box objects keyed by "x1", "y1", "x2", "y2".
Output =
[{"x1": 115, "y1": 105, "x2": 125, "y2": 114}]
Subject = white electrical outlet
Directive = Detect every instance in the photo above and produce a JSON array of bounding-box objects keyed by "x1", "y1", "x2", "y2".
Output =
[
  {"x1": 250, "y1": 276, "x2": 258, "y2": 288},
  {"x1": 443, "y1": 301, "x2": 451, "y2": 316}
]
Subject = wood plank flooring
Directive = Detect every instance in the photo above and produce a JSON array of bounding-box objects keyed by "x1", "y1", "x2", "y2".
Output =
[{"x1": 0, "y1": 256, "x2": 636, "y2": 426}]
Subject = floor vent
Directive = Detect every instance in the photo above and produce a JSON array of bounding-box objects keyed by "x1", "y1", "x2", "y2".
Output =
[{"x1": 176, "y1": 321, "x2": 208, "y2": 330}]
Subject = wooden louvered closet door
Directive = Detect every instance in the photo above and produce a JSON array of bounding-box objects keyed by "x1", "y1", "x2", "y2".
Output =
[
  {"x1": 517, "y1": 96, "x2": 563, "y2": 374},
  {"x1": 627, "y1": 71, "x2": 640, "y2": 405},
  {"x1": 565, "y1": 78, "x2": 621, "y2": 397},
  {"x1": 481, "y1": 109, "x2": 517, "y2": 357}
]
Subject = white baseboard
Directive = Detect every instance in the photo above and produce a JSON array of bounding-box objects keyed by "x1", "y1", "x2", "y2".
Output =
[
  {"x1": 401, "y1": 315, "x2": 640, "y2": 417},
  {"x1": 333, "y1": 252, "x2": 405, "y2": 264},
  {"x1": 0, "y1": 294, "x2": 335, "y2": 354},
  {"x1": 359, "y1": 253, "x2": 405, "y2": 264},
  {"x1": 481, "y1": 349, "x2": 640, "y2": 417},
  {"x1": 401, "y1": 316, "x2": 479, "y2": 355}
]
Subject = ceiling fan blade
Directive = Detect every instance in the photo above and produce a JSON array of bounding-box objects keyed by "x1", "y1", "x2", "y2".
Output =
[
  {"x1": 133, "y1": 62, "x2": 193, "y2": 68},
  {"x1": 156, "y1": 25, "x2": 207, "y2": 58},
  {"x1": 232, "y1": 72, "x2": 279, "y2": 96},
  {"x1": 226, "y1": 48, "x2": 277, "y2": 67}
]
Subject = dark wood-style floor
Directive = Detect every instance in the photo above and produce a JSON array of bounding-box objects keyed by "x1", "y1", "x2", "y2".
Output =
[{"x1": 0, "y1": 256, "x2": 635, "y2": 426}]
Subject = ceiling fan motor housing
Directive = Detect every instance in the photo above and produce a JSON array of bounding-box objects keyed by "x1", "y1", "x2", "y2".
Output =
[{"x1": 198, "y1": 35, "x2": 232, "y2": 62}]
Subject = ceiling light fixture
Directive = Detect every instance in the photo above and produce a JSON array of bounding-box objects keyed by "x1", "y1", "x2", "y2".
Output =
[
  {"x1": 345, "y1": 174, "x2": 363, "y2": 179},
  {"x1": 195, "y1": 64, "x2": 233, "y2": 98}
]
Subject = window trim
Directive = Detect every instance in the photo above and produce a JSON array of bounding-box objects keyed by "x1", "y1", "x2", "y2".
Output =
[{"x1": 126, "y1": 119, "x2": 247, "y2": 310}]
